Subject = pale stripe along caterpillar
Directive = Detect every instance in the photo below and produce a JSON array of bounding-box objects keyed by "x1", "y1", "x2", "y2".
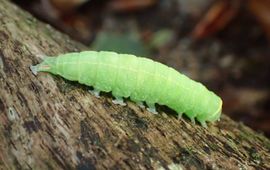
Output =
[{"x1": 31, "y1": 51, "x2": 222, "y2": 127}]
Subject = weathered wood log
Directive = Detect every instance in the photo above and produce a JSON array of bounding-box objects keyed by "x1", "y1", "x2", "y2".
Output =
[{"x1": 0, "y1": 0, "x2": 269, "y2": 169}]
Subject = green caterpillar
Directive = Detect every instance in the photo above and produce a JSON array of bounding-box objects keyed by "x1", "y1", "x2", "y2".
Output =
[{"x1": 31, "y1": 51, "x2": 222, "y2": 127}]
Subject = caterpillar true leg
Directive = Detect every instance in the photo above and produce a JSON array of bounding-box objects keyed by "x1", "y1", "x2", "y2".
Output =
[
  {"x1": 190, "y1": 117, "x2": 195, "y2": 124},
  {"x1": 178, "y1": 112, "x2": 183, "y2": 120},
  {"x1": 200, "y1": 121, "x2": 207, "y2": 128},
  {"x1": 146, "y1": 102, "x2": 158, "y2": 114},
  {"x1": 89, "y1": 89, "x2": 100, "y2": 98},
  {"x1": 112, "y1": 97, "x2": 126, "y2": 106}
]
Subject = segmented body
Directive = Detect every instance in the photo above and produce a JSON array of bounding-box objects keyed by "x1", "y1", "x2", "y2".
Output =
[{"x1": 31, "y1": 51, "x2": 222, "y2": 127}]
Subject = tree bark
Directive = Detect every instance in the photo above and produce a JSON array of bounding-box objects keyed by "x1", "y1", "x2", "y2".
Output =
[{"x1": 0, "y1": 0, "x2": 269, "y2": 169}]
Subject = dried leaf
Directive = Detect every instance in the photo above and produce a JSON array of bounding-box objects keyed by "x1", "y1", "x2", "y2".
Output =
[
  {"x1": 107, "y1": 0, "x2": 156, "y2": 12},
  {"x1": 248, "y1": 0, "x2": 270, "y2": 39},
  {"x1": 192, "y1": 0, "x2": 241, "y2": 39},
  {"x1": 49, "y1": 0, "x2": 88, "y2": 12}
]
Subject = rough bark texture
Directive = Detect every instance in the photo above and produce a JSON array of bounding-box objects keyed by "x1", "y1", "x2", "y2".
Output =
[{"x1": 0, "y1": 0, "x2": 269, "y2": 169}]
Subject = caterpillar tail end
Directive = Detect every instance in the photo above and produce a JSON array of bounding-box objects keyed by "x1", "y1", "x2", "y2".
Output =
[
  {"x1": 30, "y1": 57, "x2": 56, "y2": 76},
  {"x1": 30, "y1": 64, "x2": 50, "y2": 76},
  {"x1": 30, "y1": 63, "x2": 52, "y2": 76}
]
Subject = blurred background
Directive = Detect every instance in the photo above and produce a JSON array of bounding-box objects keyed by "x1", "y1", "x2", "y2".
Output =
[{"x1": 12, "y1": 0, "x2": 270, "y2": 137}]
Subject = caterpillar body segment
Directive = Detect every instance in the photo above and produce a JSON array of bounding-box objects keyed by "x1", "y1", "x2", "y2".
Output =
[{"x1": 31, "y1": 51, "x2": 222, "y2": 127}]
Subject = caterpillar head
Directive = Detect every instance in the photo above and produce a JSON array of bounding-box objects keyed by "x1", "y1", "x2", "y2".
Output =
[
  {"x1": 208, "y1": 100, "x2": 222, "y2": 122},
  {"x1": 196, "y1": 96, "x2": 222, "y2": 126}
]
